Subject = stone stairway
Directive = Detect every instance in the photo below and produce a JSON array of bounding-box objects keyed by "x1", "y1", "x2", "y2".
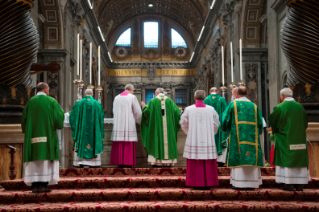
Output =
[{"x1": 0, "y1": 167, "x2": 319, "y2": 211}]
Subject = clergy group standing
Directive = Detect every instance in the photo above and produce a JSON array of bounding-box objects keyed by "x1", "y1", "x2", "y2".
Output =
[
  {"x1": 141, "y1": 88, "x2": 181, "y2": 167},
  {"x1": 203, "y1": 87, "x2": 228, "y2": 166},
  {"x1": 269, "y1": 88, "x2": 310, "y2": 191},
  {"x1": 21, "y1": 82, "x2": 64, "y2": 193},
  {"x1": 181, "y1": 90, "x2": 220, "y2": 190},
  {"x1": 222, "y1": 86, "x2": 264, "y2": 190},
  {"x1": 69, "y1": 89, "x2": 105, "y2": 168},
  {"x1": 110, "y1": 84, "x2": 142, "y2": 167}
]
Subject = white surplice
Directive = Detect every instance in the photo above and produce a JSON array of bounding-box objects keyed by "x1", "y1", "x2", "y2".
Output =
[
  {"x1": 274, "y1": 97, "x2": 311, "y2": 185},
  {"x1": 230, "y1": 97, "x2": 262, "y2": 188},
  {"x1": 24, "y1": 92, "x2": 60, "y2": 186},
  {"x1": 181, "y1": 104, "x2": 220, "y2": 160},
  {"x1": 111, "y1": 93, "x2": 142, "y2": 142}
]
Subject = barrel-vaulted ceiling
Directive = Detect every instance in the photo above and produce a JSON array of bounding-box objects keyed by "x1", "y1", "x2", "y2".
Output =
[{"x1": 93, "y1": 0, "x2": 210, "y2": 44}]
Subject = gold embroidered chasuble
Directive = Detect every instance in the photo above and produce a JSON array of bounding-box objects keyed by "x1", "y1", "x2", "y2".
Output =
[{"x1": 222, "y1": 98, "x2": 264, "y2": 168}]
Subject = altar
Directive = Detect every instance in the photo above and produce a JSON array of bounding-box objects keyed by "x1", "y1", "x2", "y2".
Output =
[{"x1": 61, "y1": 114, "x2": 187, "y2": 168}]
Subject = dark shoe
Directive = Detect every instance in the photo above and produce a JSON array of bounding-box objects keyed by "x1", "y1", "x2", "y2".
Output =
[
  {"x1": 38, "y1": 186, "x2": 51, "y2": 193},
  {"x1": 193, "y1": 187, "x2": 205, "y2": 190},
  {"x1": 32, "y1": 187, "x2": 39, "y2": 193},
  {"x1": 89, "y1": 166, "x2": 100, "y2": 168},
  {"x1": 294, "y1": 184, "x2": 304, "y2": 191},
  {"x1": 245, "y1": 188, "x2": 254, "y2": 191},
  {"x1": 232, "y1": 187, "x2": 245, "y2": 191},
  {"x1": 217, "y1": 162, "x2": 225, "y2": 167},
  {"x1": 282, "y1": 184, "x2": 294, "y2": 191}
]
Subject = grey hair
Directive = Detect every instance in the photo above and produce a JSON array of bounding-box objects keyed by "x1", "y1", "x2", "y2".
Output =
[
  {"x1": 209, "y1": 87, "x2": 218, "y2": 93},
  {"x1": 280, "y1": 88, "x2": 293, "y2": 97},
  {"x1": 85, "y1": 89, "x2": 93, "y2": 95},
  {"x1": 194, "y1": 90, "x2": 206, "y2": 100},
  {"x1": 125, "y1": 84, "x2": 134, "y2": 91},
  {"x1": 156, "y1": 88, "x2": 164, "y2": 94}
]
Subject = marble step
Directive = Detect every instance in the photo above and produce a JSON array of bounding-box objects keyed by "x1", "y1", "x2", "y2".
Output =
[
  {"x1": 1, "y1": 188, "x2": 319, "y2": 204},
  {"x1": 1, "y1": 176, "x2": 319, "y2": 190}
]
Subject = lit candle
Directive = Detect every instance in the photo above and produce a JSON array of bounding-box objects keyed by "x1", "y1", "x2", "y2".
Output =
[
  {"x1": 221, "y1": 46, "x2": 224, "y2": 85},
  {"x1": 230, "y1": 42, "x2": 234, "y2": 82},
  {"x1": 98, "y1": 45, "x2": 100, "y2": 86},
  {"x1": 89, "y1": 42, "x2": 92, "y2": 84},
  {"x1": 240, "y1": 39, "x2": 243, "y2": 81},
  {"x1": 80, "y1": 39, "x2": 83, "y2": 80},
  {"x1": 77, "y1": 33, "x2": 79, "y2": 77}
]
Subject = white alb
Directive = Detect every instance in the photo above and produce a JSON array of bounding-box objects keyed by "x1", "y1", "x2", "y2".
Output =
[{"x1": 181, "y1": 104, "x2": 220, "y2": 160}]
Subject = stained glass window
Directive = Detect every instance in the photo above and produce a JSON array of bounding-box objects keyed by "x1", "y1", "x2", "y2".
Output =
[
  {"x1": 175, "y1": 89, "x2": 187, "y2": 105},
  {"x1": 115, "y1": 28, "x2": 131, "y2": 47},
  {"x1": 144, "y1": 22, "x2": 158, "y2": 48},
  {"x1": 145, "y1": 89, "x2": 156, "y2": 103},
  {"x1": 171, "y1": 29, "x2": 187, "y2": 48}
]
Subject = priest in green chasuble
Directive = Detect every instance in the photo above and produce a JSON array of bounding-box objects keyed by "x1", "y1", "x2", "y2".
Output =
[
  {"x1": 203, "y1": 87, "x2": 228, "y2": 166},
  {"x1": 69, "y1": 89, "x2": 104, "y2": 168},
  {"x1": 222, "y1": 86, "x2": 264, "y2": 190},
  {"x1": 141, "y1": 88, "x2": 181, "y2": 167},
  {"x1": 269, "y1": 88, "x2": 310, "y2": 191},
  {"x1": 22, "y1": 83, "x2": 64, "y2": 193}
]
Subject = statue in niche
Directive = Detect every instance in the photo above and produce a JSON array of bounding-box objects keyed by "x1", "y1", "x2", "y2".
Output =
[{"x1": 147, "y1": 65, "x2": 156, "y2": 80}]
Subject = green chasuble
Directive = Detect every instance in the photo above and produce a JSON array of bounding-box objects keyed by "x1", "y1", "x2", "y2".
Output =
[
  {"x1": 21, "y1": 95, "x2": 64, "y2": 162},
  {"x1": 269, "y1": 99, "x2": 308, "y2": 168},
  {"x1": 203, "y1": 94, "x2": 229, "y2": 156},
  {"x1": 140, "y1": 94, "x2": 181, "y2": 160},
  {"x1": 222, "y1": 99, "x2": 264, "y2": 168},
  {"x1": 69, "y1": 95, "x2": 104, "y2": 159}
]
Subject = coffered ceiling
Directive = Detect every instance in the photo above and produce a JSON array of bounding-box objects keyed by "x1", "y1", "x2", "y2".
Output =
[{"x1": 93, "y1": 0, "x2": 210, "y2": 44}]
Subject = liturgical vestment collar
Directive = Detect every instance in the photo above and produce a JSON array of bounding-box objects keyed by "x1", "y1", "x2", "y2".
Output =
[
  {"x1": 37, "y1": 92, "x2": 47, "y2": 96},
  {"x1": 284, "y1": 97, "x2": 295, "y2": 102}
]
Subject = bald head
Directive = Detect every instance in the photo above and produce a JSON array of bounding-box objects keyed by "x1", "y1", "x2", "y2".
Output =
[
  {"x1": 237, "y1": 86, "x2": 247, "y2": 97},
  {"x1": 209, "y1": 87, "x2": 218, "y2": 94},
  {"x1": 37, "y1": 82, "x2": 49, "y2": 94},
  {"x1": 232, "y1": 87, "x2": 238, "y2": 99},
  {"x1": 85, "y1": 89, "x2": 93, "y2": 96}
]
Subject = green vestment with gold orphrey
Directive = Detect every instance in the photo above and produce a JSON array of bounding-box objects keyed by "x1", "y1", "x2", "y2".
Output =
[
  {"x1": 269, "y1": 101, "x2": 309, "y2": 168},
  {"x1": 222, "y1": 100, "x2": 264, "y2": 168},
  {"x1": 203, "y1": 94, "x2": 229, "y2": 156},
  {"x1": 140, "y1": 95, "x2": 181, "y2": 160},
  {"x1": 21, "y1": 95, "x2": 65, "y2": 162},
  {"x1": 69, "y1": 95, "x2": 104, "y2": 159}
]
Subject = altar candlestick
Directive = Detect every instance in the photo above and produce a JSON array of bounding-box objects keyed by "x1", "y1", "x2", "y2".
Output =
[
  {"x1": 89, "y1": 42, "x2": 92, "y2": 84},
  {"x1": 98, "y1": 45, "x2": 101, "y2": 86},
  {"x1": 80, "y1": 39, "x2": 83, "y2": 80},
  {"x1": 230, "y1": 42, "x2": 234, "y2": 82},
  {"x1": 240, "y1": 39, "x2": 243, "y2": 81},
  {"x1": 221, "y1": 46, "x2": 225, "y2": 85},
  {"x1": 77, "y1": 33, "x2": 79, "y2": 77}
]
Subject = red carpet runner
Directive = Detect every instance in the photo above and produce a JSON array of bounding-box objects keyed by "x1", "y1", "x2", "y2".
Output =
[{"x1": 0, "y1": 167, "x2": 319, "y2": 211}]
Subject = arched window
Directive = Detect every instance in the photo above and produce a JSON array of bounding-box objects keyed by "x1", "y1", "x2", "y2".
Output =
[
  {"x1": 144, "y1": 22, "x2": 158, "y2": 48},
  {"x1": 171, "y1": 28, "x2": 187, "y2": 48},
  {"x1": 115, "y1": 28, "x2": 131, "y2": 47}
]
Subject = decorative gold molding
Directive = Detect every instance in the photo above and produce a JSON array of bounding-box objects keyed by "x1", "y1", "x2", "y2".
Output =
[{"x1": 106, "y1": 69, "x2": 196, "y2": 76}]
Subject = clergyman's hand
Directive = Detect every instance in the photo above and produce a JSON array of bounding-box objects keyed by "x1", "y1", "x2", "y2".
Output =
[{"x1": 141, "y1": 101, "x2": 146, "y2": 107}]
